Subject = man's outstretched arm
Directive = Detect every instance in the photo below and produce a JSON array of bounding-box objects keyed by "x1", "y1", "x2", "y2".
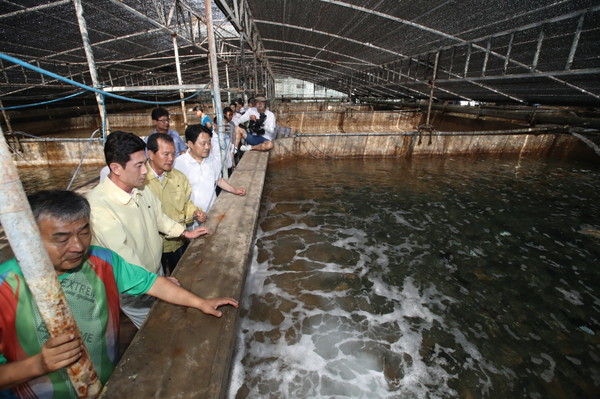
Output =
[{"x1": 146, "y1": 276, "x2": 239, "y2": 317}]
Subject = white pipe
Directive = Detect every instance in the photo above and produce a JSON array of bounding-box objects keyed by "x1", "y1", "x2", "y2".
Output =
[
  {"x1": 0, "y1": 128, "x2": 101, "y2": 397},
  {"x1": 205, "y1": 0, "x2": 228, "y2": 178},
  {"x1": 73, "y1": 0, "x2": 110, "y2": 138},
  {"x1": 172, "y1": 33, "x2": 188, "y2": 127}
]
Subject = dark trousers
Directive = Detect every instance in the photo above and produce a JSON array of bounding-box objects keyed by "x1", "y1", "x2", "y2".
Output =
[{"x1": 161, "y1": 241, "x2": 189, "y2": 276}]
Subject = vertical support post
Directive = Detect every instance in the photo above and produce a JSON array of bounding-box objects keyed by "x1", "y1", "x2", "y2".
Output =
[
  {"x1": 253, "y1": 56, "x2": 258, "y2": 93},
  {"x1": 397, "y1": 60, "x2": 404, "y2": 82},
  {"x1": 482, "y1": 38, "x2": 491, "y2": 77},
  {"x1": 73, "y1": 0, "x2": 110, "y2": 138},
  {"x1": 404, "y1": 58, "x2": 411, "y2": 83},
  {"x1": 425, "y1": 51, "x2": 440, "y2": 128},
  {"x1": 240, "y1": 34, "x2": 247, "y2": 101},
  {"x1": 225, "y1": 63, "x2": 231, "y2": 104},
  {"x1": 448, "y1": 47, "x2": 455, "y2": 78},
  {"x1": 464, "y1": 43, "x2": 472, "y2": 78},
  {"x1": 268, "y1": 74, "x2": 274, "y2": 99},
  {"x1": 566, "y1": 14, "x2": 584, "y2": 70},
  {"x1": 205, "y1": 0, "x2": 228, "y2": 178},
  {"x1": 504, "y1": 32, "x2": 514, "y2": 75},
  {"x1": 0, "y1": 128, "x2": 102, "y2": 398},
  {"x1": 531, "y1": 28, "x2": 544, "y2": 71},
  {"x1": 172, "y1": 33, "x2": 188, "y2": 127},
  {"x1": 36, "y1": 61, "x2": 46, "y2": 84},
  {"x1": 413, "y1": 55, "x2": 420, "y2": 81}
]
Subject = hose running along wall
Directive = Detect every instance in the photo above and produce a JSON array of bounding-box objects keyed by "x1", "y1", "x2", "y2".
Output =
[{"x1": 0, "y1": 129, "x2": 101, "y2": 398}]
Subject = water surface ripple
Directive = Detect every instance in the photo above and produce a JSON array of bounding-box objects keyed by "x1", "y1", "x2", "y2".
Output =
[{"x1": 230, "y1": 157, "x2": 600, "y2": 399}]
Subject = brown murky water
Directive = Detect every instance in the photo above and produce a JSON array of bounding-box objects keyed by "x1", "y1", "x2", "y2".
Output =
[{"x1": 230, "y1": 156, "x2": 600, "y2": 399}]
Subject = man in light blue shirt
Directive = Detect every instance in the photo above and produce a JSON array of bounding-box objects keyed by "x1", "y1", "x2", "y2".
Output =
[
  {"x1": 148, "y1": 107, "x2": 187, "y2": 156},
  {"x1": 192, "y1": 105, "x2": 213, "y2": 131}
]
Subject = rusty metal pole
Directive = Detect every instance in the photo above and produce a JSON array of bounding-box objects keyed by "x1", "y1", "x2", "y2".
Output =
[
  {"x1": 205, "y1": 0, "x2": 228, "y2": 178},
  {"x1": 425, "y1": 51, "x2": 440, "y2": 128},
  {"x1": 0, "y1": 128, "x2": 101, "y2": 398}
]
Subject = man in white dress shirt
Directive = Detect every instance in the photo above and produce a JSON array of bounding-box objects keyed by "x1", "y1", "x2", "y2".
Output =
[{"x1": 174, "y1": 124, "x2": 246, "y2": 214}]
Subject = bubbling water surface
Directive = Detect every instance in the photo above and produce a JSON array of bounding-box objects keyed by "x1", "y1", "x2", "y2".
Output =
[{"x1": 229, "y1": 156, "x2": 599, "y2": 399}]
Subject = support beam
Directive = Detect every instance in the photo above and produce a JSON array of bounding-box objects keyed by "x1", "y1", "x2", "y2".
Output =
[
  {"x1": 172, "y1": 33, "x2": 188, "y2": 126},
  {"x1": 205, "y1": 0, "x2": 228, "y2": 178},
  {"x1": 566, "y1": 14, "x2": 584, "y2": 70},
  {"x1": 73, "y1": 0, "x2": 110, "y2": 137},
  {"x1": 425, "y1": 52, "x2": 440, "y2": 127},
  {"x1": 103, "y1": 84, "x2": 211, "y2": 92}
]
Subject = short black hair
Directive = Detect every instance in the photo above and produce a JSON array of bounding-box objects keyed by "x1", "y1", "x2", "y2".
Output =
[
  {"x1": 185, "y1": 124, "x2": 212, "y2": 144},
  {"x1": 223, "y1": 106, "x2": 233, "y2": 115},
  {"x1": 104, "y1": 131, "x2": 146, "y2": 168},
  {"x1": 28, "y1": 190, "x2": 91, "y2": 223},
  {"x1": 147, "y1": 132, "x2": 174, "y2": 153},
  {"x1": 151, "y1": 107, "x2": 169, "y2": 121},
  {"x1": 192, "y1": 105, "x2": 204, "y2": 113}
]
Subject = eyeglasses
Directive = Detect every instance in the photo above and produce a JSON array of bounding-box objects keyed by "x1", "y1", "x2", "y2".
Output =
[{"x1": 157, "y1": 118, "x2": 170, "y2": 123}]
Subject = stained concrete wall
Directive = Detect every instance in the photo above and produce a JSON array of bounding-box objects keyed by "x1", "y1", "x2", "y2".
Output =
[
  {"x1": 269, "y1": 133, "x2": 596, "y2": 163},
  {"x1": 10, "y1": 102, "x2": 598, "y2": 167},
  {"x1": 9, "y1": 138, "x2": 106, "y2": 167}
]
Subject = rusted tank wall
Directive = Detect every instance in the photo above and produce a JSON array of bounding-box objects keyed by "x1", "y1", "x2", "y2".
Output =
[
  {"x1": 269, "y1": 133, "x2": 597, "y2": 163},
  {"x1": 8, "y1": 103, "x2": 599, "y2": 167},
  {"x1": 11, "y1": 107, "x2": 185, "y2": 137},
  {"x1": 10, "y1": 139, "x2": 105, "y2": 167},
  {"x1": 274, "y1": 107, "x2": 420, "y2": 134}
]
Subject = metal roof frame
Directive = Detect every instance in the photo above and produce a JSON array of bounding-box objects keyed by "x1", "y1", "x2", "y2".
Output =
[{"x1": 0, "y1": 0, "x2": 599, "y2": 120}]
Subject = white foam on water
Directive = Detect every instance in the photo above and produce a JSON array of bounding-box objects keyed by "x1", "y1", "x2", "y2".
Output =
[
  {"x1": 229, "y1": 223, "x2": 473, "y2": 398},
  {"x1": 555, "y1": 287, "x2": 584, "y2": 305},
  {"x1": 530, "y1": 353, "x2": 556, "y2": 383}
]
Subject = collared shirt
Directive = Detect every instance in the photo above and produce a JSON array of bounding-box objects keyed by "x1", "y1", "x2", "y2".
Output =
[
  {"x1": 87, "y1": 177, "x2": 185, "y2": 273},
  {"x1": 147, "y1": 129, "x2": 187, "y2": 156},
  {"x1": 237, "y1": 107, "x2": 277, "y2": 141},
  {"x1": 174, "y1": 135, "x2": 221, "y2": 212},
  {"x1": 145, "y1": 163, "x2": 200, "y2": 253}
]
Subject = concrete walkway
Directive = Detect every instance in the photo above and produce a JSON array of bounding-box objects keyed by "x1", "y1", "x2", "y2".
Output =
[{"x1": 100, "y1": 151, "x2": 269, "y2": 398}]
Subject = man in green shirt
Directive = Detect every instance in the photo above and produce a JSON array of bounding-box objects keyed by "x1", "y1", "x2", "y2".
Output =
[
  {"x1": 145, "y1": 133, "x2": 207, "y2": 275},
  {"x1": 0, "y1": 190, "x2": 238, "y2": 398}
]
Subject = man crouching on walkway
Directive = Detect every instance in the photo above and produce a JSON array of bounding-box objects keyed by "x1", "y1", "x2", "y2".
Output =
[{"x1": 0, "y1": 190, "x2": 238, "y2": 398}]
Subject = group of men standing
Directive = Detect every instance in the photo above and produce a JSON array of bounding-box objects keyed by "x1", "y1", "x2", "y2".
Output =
[{"x1": 0, "y1": 95, "x2": 276, "y2": 398}]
